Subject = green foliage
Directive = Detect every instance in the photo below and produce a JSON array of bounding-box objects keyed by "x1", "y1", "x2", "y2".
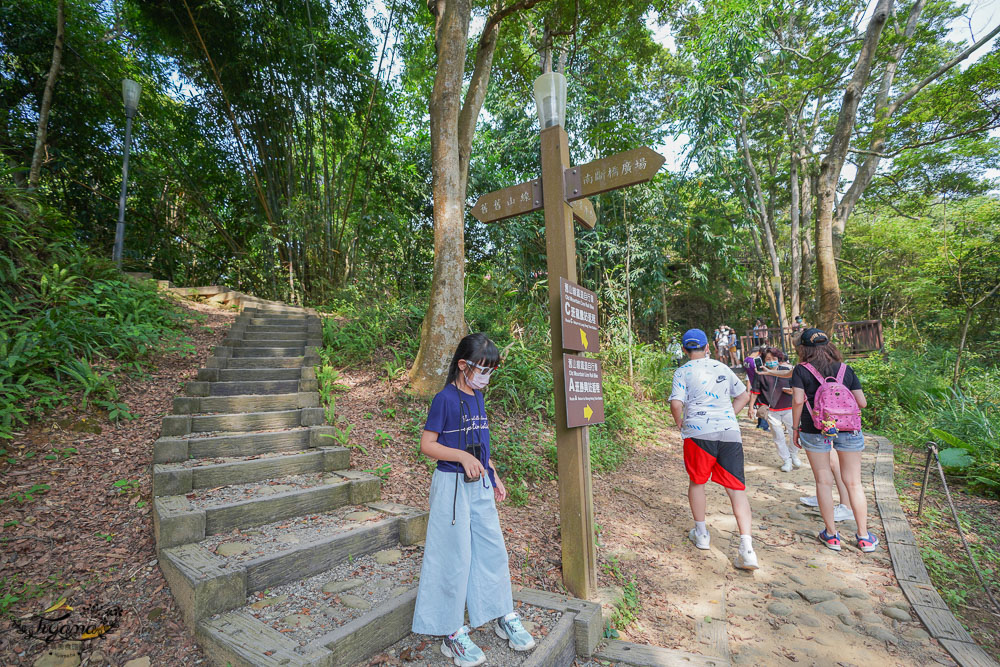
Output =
[
  {"x1": 318, "y1": 424, "x2": 367, "y2": 455},
  {"x1": 364, "y1": 463, "x2": 391, "y2": 482},
  {"x1": 855, "y1": 347, "x2": 1000, "y2": 495},
  {"x1": 0, "y1": 184, "x2": 190, "y2": 438},
  {"x1": 320, "y1": 294, "x2": 424, "y2": 367},
  {"x1": 938, "y1": 448, "x2": 974, "y2": 469},
  {"x1": 3, "y1": 484, "x2": 51, "y2": 506},
  {"x1": 601, "y1": 556, "x2": 641, "y2": 631},
  {"x1": 112, "y1": 479, "x2": 140, "y2": 495},
  {"x1": 0, "y1": 574, "x2": 66, "y2": 618}
]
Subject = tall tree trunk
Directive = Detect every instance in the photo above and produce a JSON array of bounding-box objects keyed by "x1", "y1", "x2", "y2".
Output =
[
  {"x1": 788, "y1": 134, "x2": 802, "y2": 320},
  {"x1": 28, "y1": 0, "x2": 65, "y2": 190},
  {"x1": 738, "y1": 113, "x2": 788, "y2": 331},
  {"x1": 800, "y1": 169, "x2": 814, "y2": 312},
  {"x1": 832, "y1": 7, "x2": 998, "y2": 257},
  {"x1": 410, "y1": 0, "x2": 529, "y2": 396},
  {"x1": 815, "y1": 0, "x2": 892, "y2": 332}
]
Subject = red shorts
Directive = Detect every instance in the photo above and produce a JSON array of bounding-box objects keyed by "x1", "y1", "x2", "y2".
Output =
[{"x1": 683, "y1": 437, "x2": 746, "y2": 490}]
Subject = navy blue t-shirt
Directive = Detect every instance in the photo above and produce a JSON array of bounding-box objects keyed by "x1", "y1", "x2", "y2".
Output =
[{"x1": 424, "y1": 384, "x2": 496, "y2": 485}]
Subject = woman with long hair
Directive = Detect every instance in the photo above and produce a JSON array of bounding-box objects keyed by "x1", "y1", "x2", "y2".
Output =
[{"x1": 791, "y1": 329, "x2": 879, "y2": 553}]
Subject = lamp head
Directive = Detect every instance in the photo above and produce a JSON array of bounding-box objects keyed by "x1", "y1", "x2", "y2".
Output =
[
  {"x1": 122, "y1": 79, "x2": 141, "y2": 117},
  {"x1": 533, "y1": 72, "x2": 567, "y2": 130}
]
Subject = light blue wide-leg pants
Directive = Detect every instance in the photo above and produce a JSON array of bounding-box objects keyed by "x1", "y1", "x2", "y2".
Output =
[{"x1": 411, "y1": 468, "x2": 514, "y2": 636}]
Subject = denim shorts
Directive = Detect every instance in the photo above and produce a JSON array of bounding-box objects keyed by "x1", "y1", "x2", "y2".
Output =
[{"x1": 798, "y1": 430, "x2": 865, "y2": 453}]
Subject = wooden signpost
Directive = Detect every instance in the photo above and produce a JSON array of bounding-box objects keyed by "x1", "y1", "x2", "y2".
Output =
[{"x1": 470, "y1": 123, "x2": 664, "y2": 599}]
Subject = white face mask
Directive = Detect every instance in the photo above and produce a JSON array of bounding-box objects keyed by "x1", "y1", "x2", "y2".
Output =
[{"x1": 467, "y1": 368, "x2": 490, "y2": 390}]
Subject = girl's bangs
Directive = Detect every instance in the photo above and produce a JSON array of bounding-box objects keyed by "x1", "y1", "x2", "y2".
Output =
[{"x1": 475, "y1": 340, "x2": 500, "y2": 369}]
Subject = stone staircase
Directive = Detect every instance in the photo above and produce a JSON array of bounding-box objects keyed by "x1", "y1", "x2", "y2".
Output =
[{"x1": 151, "y1": 298, "x2": 604, "y2": 666}]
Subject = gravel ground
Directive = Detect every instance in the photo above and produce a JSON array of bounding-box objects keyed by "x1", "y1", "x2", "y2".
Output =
[
  {"x1": 360, "y1": 598, "x2": 563, "y2": 667},
  {"x1": 185, "y1": 470, "x2": 342, "y2": 508},
  {"x1": 201, "y1": 504, "x2": 385, "y2": 563},
  {"x1": 217, "y1": 547, "x2": 423, "y2": 648}
]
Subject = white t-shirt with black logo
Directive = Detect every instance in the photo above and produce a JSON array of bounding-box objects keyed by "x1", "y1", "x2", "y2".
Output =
[{"x1": 669, "y1": 357, "x2": 746, "y2": 441}]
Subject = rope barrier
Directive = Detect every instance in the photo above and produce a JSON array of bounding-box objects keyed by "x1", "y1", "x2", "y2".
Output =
[{"x1": 916, "y1": 441, "x2": 1000, "y2": 615}]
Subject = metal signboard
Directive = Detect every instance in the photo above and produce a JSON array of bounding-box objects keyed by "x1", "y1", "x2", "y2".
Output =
[
  {"x1": 563, "y1": 354, "x2": 605, "y2": 428},
  {"x1": 560, "y1": 277, "x2": 599, "y2": 353}
]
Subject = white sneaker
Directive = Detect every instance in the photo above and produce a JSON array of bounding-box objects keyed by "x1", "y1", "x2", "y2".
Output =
[
  {"x1": 689, "y1": 528, "x2": 711, "y2": 550},
  {"x1": 780, "y1": 458, "x2": 794, "y2": 472},
  {"x1": 834, "y1": 504, "x2": 855, "y2": 522},
  {"x1": 791, "y1": 454, "x2": 803, "y2": 468},
  {"x1": 735, "y1": 547, "x2": 759, "y2": 570},
  {"x1": 799, "y1": 496, "x2": 819, "y2": 507}
]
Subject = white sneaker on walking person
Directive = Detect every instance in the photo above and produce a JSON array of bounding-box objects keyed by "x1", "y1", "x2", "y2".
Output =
[
  {"x1": 791, "y1": 453, "x2": 803, "y2": 468},
  {"x1": 780, "y1": 458, "x2": 794, "y2": 472},
  {"x1": 834, "y1": 504, "x2": 855, "y2": 522},
  {"x1": 735, "y1": 542, "x2": 759, "y2": 570},
  {"x1": 800, "y1": 495, "x2": 819, "y2": 507},
  {"x1": 689, "y1": 528, "x2": 711, "y2": 550}
]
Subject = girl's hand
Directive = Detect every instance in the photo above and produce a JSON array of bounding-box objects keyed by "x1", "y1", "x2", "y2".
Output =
[
  {"x1": 494, "y1": 476, "x2": 507, "y2": 503},
  {"x1": 461, "y1": 453, "x2": 486, "y2": 481},
  {"x1": 793, "y1": 430, "x2": 802, "y2": 449}
]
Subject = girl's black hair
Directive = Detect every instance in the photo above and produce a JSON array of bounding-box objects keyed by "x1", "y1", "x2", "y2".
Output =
[{"x1": 445, "y1": 333, "x2": 500, "y2": 388}]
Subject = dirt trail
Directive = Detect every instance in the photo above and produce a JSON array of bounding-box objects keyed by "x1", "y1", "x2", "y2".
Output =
[
  {"x1": 593, "y1": 418, "x2": 955, "y2": 665},
  {"x1": 329, "y1": 358, "x2": 961, "y2": 666}
]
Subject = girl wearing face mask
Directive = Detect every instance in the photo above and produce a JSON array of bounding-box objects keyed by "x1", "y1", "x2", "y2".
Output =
[
  {"x1": 749, "y1": 347, "x2": 802, "y2": 472},
  {"x1": 412, "y1": 333, "x2": 535, "y2": 666}
]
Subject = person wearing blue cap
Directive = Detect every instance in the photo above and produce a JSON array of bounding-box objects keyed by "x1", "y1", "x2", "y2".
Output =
[{"x1": 669, "y1": 328, "x2": 759, "y2": 570}]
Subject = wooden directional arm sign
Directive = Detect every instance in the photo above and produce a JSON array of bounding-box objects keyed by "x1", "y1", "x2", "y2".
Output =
[
  {"x1": 564, "y1": 147, "x2": 665, "y2": 202},
  {"x1": 471, "y1": 180, "x2": 542, "y2": 223}
]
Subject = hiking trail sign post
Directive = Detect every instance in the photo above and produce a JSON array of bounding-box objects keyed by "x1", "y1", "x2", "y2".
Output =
[{"x1": 469, "y1": 70, "x2": 665, "y2": 600}]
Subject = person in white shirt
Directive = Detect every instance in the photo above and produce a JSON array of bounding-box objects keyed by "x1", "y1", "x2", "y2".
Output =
[{"x1": 669, "y1": 328, "x2": 758, "y2": 570}]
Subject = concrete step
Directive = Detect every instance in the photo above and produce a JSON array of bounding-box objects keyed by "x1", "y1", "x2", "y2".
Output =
[
  {"x1": 248, "y1": 317, "x2": 312, "y2": 326},
  {"x1": 152, "y1": 446, "x2": 350, "y2": 496},
  {"x1": 158, "y1": 504, "x2": 427, "y2": 627},
  {"x1": 172, "y1": 392, "x2": 319, "y2": 415},
  {"x1": 154, "y1": 426, "x2": 334, "y2": 464},
  {"x1": 184, "y1": 379, "x2": 317, "y2": 397},
  {"x1": 199, "y1": 368, "x2": 304, "y2": 382},
  {"x1": 240, "y1": 332, "x2": 313, "y2": 341},
  {"x1": 194, "y1": 570, "x2": 600, "y2": 667},
  {"x1": 227, "y1": 339, "x2": 318, "y2": 348},
  {"x1": 161, "y1": 407, "x2": 325, "y2": 437},
  {"x1": 198, "y1": 546, "x2": 421, "y2": 667},
  {"x1": 203, "y1": 380, "x2": 303, "y2": 396},
  {"x1": 244, "y1": 326, "x2": 311, "y2": 334},
  {"x1": 153, "y1": 471, "x2": 382, "y2": 549},
  {"x1": 231, "y1": 347, "x2": 306, "y2": 358},
  {"x1": 223, "y1": 357, "x2": 310, "y2": 370}
]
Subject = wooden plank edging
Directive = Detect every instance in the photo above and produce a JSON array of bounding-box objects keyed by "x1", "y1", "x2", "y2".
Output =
[{"x1": 872, "y1": 435, "x2": 998, "y2": 666}]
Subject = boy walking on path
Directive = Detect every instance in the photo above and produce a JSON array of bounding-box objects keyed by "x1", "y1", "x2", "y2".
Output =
[{"x1": 669, "y1": 329, "x2": 759, "y2": 570}]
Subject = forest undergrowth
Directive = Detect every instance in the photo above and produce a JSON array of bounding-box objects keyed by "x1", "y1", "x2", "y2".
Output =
[
  {"x1": 315, "y1": 274, "x2": 666, "y2": 506},
  {"x1": 0, "y1": 187, "x2": 197, "y2": 444}
]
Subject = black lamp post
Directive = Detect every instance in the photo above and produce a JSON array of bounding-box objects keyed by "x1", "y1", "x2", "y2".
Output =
[{"x1": 113, "y1": 78, "x2": 141, "y2": 269}]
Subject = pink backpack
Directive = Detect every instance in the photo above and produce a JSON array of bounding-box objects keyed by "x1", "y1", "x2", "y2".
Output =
[{"x1": 802, "y1": 363, "x2": 862, "y2": 435}]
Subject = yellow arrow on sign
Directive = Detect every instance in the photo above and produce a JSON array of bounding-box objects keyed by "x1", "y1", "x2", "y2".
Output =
[
  {"x1": 583, "y1": 404, "x2": 593, "y2": 421},
  {"x1": 580, "y1": 329, "x2": 589, "y2": 350}
]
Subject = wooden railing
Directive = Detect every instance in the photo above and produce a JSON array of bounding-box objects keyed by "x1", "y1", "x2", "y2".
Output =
[{"x1": 737, "y1": 320, "x2": 884, "y2": 358}]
